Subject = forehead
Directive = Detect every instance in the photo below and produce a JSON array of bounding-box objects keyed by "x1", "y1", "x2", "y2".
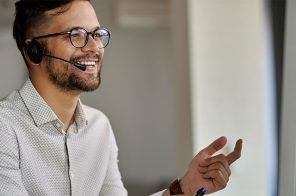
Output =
[{"x1": 45, "y1": 1, "x2": 100, "y2": 31}]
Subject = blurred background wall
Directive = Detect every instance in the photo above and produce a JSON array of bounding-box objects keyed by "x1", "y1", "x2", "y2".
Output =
[
  {"x1": 279, "y1": 0, "x2": 296, "y2": 195},
  {"x1": 188, "y1": 0, "x2": 277, "y2": 196},
  {"x1": 0, "y1": 0, "x2": 291, "y2": 195}
]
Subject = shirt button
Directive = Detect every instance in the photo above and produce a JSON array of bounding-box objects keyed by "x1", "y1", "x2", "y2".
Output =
[
  {"x1": 70, "y1": 172, "x2": 75, "y2": 179},
  {"x1": 56, "y1": 123, "x2": 61, "y2": 128}
]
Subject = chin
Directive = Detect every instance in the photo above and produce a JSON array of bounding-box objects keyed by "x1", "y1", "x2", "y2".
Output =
[
  {"x1": 66, "y1": 73, "x2": 101, "y2": 92},
  {"x1": 80, "y1": 78, "x2": 101, "y2": 92}
]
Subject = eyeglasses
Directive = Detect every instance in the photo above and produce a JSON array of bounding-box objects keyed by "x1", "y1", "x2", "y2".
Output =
[{"x1": 32, "y1": 27, "x2": 111, "y2": 49}]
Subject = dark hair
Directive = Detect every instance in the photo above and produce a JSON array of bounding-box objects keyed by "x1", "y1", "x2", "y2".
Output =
[{"x1": 12, "y1": 0, "x2": 89, "y2": 66}]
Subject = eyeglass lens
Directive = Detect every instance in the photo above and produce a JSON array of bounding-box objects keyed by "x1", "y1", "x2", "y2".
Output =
[{"x1": 70, "y1": 28, "x2": 110, "y2": 48}]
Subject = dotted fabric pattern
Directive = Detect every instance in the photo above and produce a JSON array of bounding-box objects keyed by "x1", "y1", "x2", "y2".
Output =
[{"x1": 0, "y1": 78, "x2": 127, "y2": 196}]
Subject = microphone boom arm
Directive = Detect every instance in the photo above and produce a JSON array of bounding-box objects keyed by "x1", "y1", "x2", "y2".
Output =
[{"x1": 42, "y1": 54, "x2": 86, "y2": 71}]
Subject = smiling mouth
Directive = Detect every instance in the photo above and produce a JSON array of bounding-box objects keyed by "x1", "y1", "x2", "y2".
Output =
[
  {"x1": 74, "y1": 60, "x2": 100, "y2": 75},
  {"x1": 77, "y1": 61, "x2": 97, "y2": 67}
]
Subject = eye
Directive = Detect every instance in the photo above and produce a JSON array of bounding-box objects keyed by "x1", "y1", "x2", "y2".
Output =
[
  {"x1": 94, "y1": 29, "x2": 108, "y2": 38},
  {"x1": 94, "y1": 32, "x2": 102, "y2": 38},
  {"x1": 69, "y1": 28, "x2": 88, "y2": 48},
  {"x1": 70, "y1": 28, "x2": 86, "y2": 38}
]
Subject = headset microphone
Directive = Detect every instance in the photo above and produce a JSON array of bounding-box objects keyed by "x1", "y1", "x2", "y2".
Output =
[
  {"x1": 43, "y1": 54, "x2": 86, "y2": 71},
  {"x1": 26, "y1": 39, "x2": 87, "y2": 71}
]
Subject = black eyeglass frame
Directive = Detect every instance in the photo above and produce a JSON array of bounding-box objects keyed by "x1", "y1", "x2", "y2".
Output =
[{"x1": 32, "y1": 27, "x2": 111, "y2": 49}]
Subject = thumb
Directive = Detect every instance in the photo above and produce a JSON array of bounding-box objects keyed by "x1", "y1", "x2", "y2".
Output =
[
  {"x1": 199, "y1": 136, "x2": 227, "y2": 157},
  {"x1": 226, "y1": 139, "x2": 243, "y2": 165}
]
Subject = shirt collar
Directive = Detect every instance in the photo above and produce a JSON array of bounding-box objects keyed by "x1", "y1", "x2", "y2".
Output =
[
  {"x1": 74, "y1": 99, "x2": 88, "y2": 131},
  {"x1": 19, "y1": 78, "x2": 87, "y2": 130}
]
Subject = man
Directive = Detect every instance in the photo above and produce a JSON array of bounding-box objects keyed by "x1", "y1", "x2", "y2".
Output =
[{"x1": 0, "y1": 0, "x2": 243, "y2": 195}]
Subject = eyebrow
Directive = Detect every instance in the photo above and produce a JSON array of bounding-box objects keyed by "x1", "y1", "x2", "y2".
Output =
[{"x1": 63, "y1": 26, "x2": 102, "y2": 32}]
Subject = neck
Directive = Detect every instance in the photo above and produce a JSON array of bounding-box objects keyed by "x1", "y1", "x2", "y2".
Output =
[{"x1": 30, "y1": 76, "x2": 81, "y2": 131}]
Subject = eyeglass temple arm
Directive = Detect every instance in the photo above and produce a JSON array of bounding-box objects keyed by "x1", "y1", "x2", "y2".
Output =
[{"x1": 32, "y1": 32, "x2": 70, "y2": 40}]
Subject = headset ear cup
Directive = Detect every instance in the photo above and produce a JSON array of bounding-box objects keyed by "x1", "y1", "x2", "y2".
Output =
[{"x1": 26, "y1": 40, "x2": 43, "y2": 64}]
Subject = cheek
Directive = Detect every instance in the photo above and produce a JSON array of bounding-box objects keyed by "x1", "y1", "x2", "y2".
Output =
[{"x1": 48, "y1": 39, "x2": 76, "y2": 58}]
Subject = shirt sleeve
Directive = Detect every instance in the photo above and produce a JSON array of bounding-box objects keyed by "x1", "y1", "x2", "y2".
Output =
[
  {"x1": 0, "y1": 120, "x2": 29, "y2": 195},
  {"x1": 100, "y1": 121, "x2": 128, "y2": 196}
]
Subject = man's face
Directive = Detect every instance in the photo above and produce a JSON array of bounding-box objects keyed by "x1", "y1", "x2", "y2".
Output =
[{"x1": 40, "y1": 1, "x2": 104, "y2": 92}]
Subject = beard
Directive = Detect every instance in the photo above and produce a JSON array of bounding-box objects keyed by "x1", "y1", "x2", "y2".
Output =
[{"x1": 43, "y1": 48, "x2": 102, "y2": 92}]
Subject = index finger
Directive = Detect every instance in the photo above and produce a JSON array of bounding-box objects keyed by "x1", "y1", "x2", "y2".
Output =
[
  {"x1": 200, "y1": 136, "x2": 227, "y2": 157},
  {"x1": 226, "y1": 139, "x2": 243, "y2": 165}
]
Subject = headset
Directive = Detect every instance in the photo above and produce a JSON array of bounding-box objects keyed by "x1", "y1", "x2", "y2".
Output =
[
  {"x1": 26, "y1": 39, "x2": 43, "y2": 64},
  {"x1": 25, "y1": 39, "x2": 86, "y2": 71}
]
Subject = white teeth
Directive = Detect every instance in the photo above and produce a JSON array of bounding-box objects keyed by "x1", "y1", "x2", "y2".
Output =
[{"x1": 77, "y1": 61, "x2": 96, "y2": 66}]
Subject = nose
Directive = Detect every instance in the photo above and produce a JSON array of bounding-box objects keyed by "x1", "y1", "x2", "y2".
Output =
[{"x1": 81, "y1": 35, "x2": 101, "y2": 53}]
